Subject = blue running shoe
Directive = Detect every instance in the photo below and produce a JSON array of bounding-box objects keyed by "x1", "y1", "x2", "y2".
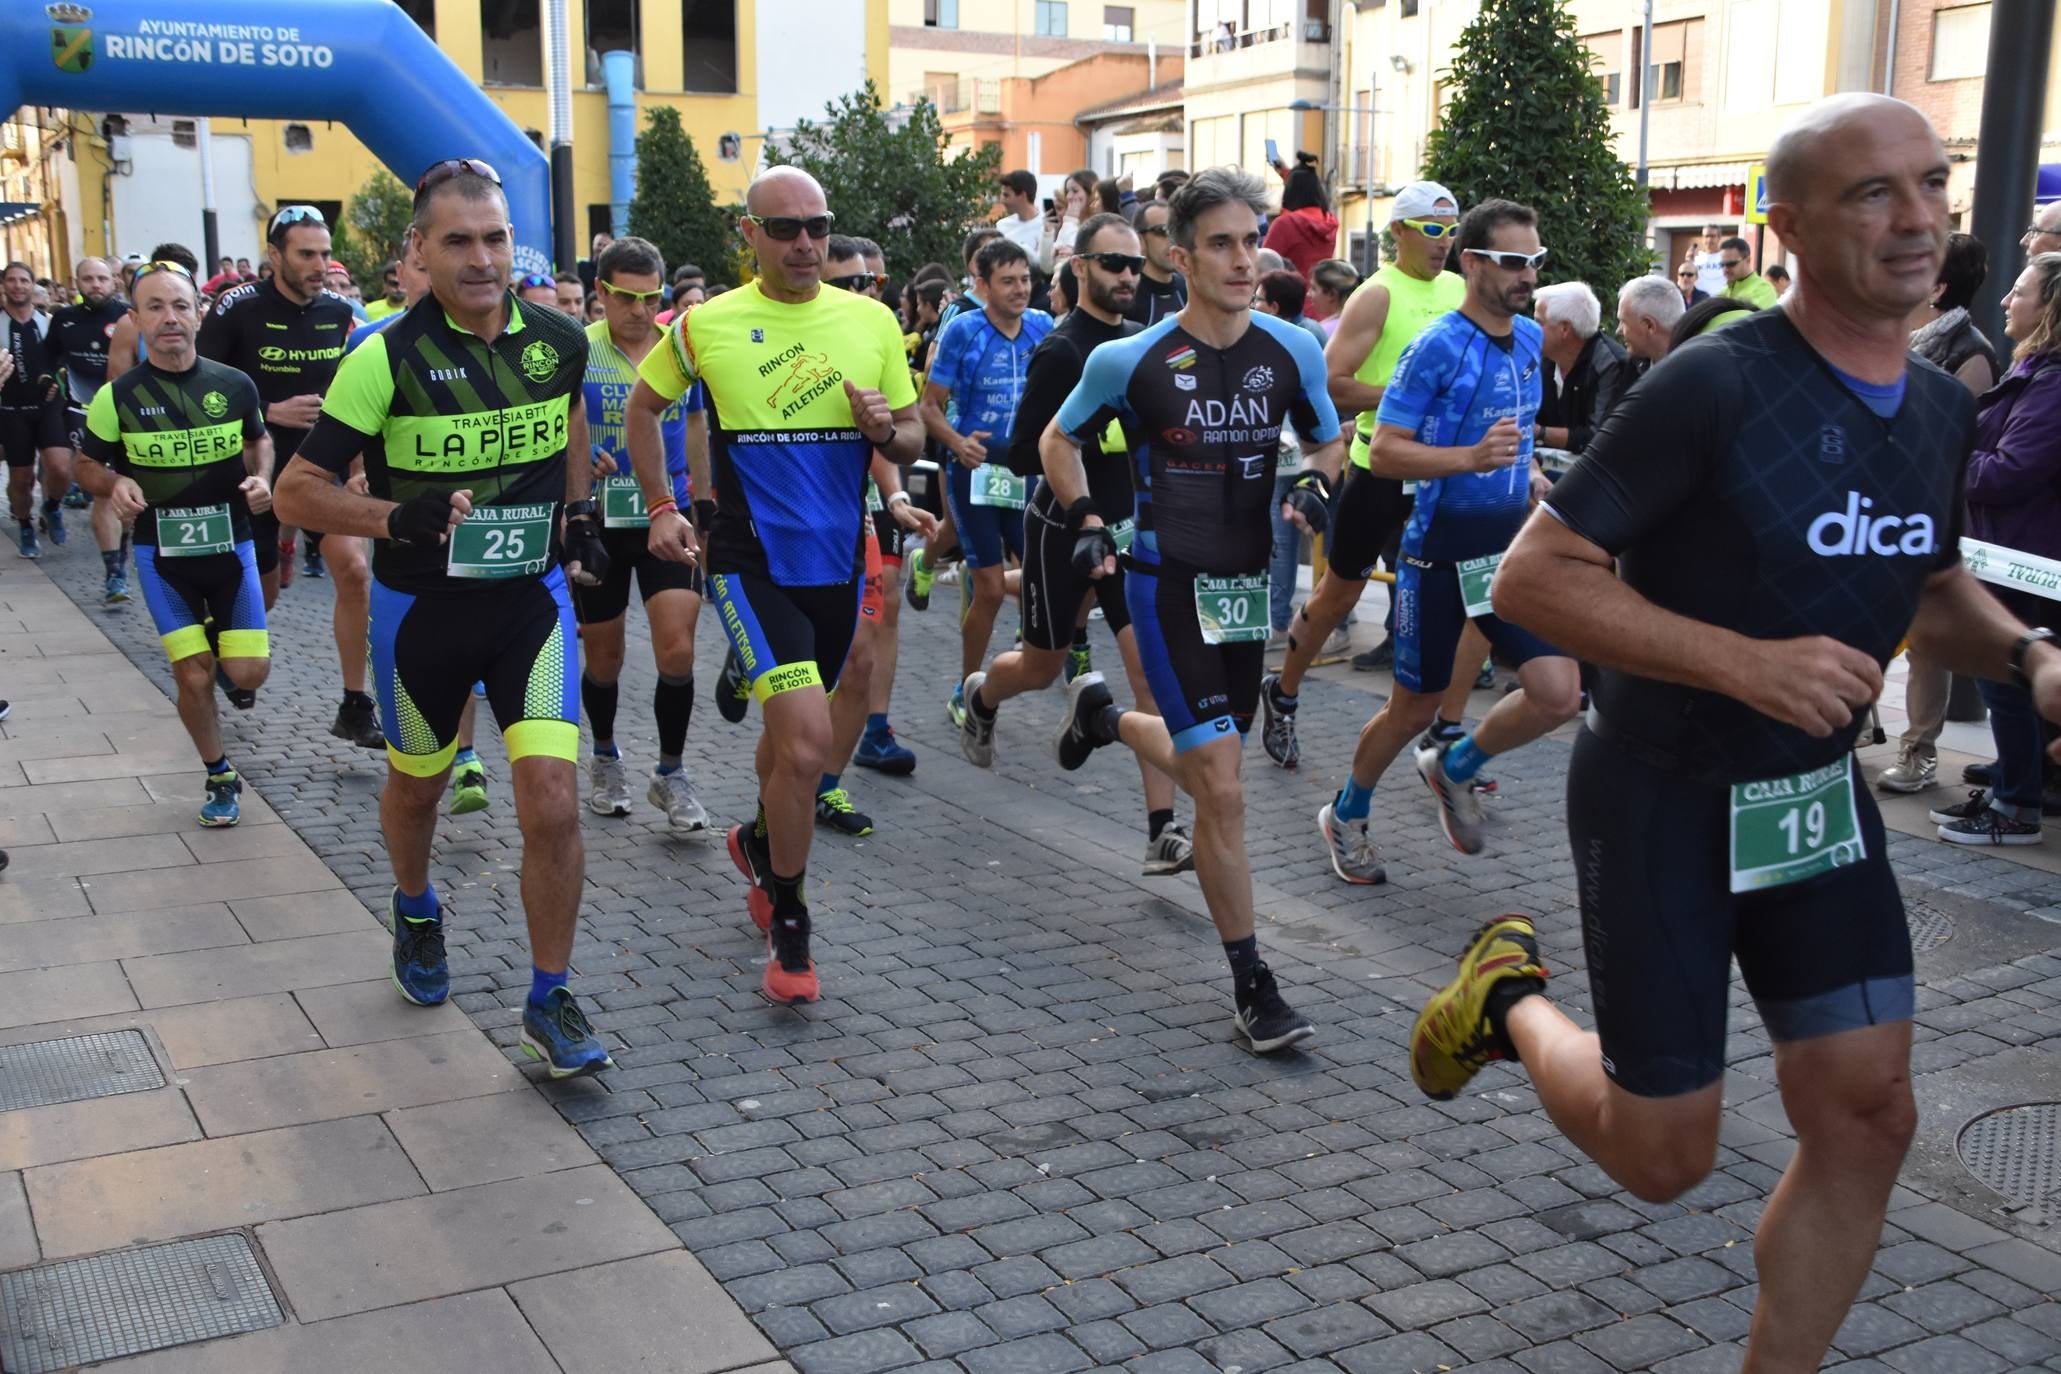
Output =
[
  {"x1": 853, "y1": 723, "x2": 916, "y2": 775},
  {"x1": 16, "y1": 525, "x2": 38, "y2": 559},
  {"x1": 40, "y1": 507, "x2": 65, "y2": 546},
  {"x1": 380, "y1": 890, "x2": 450, "y2": 1006},
  {"x1": 198, "y1": 770, "x2": 241, "y2": 828},
  {"x1": 520, "y1": 987, "x2": 614, "y2": 1078}
]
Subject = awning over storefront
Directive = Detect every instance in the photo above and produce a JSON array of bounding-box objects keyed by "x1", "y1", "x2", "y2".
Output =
[
  {"x1": 0, "y1": 202, "x2": 40, "y2": 226},
  {"x1": 2039, "y1": 164, "x2": 2060, "y2": 203}
]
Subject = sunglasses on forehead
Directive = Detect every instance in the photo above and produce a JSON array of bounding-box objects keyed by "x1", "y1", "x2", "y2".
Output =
[
  {"x1": 269, "y1": 205, "x2": 327, "y2": 236},
  {"x1": 134, "y1": 260, "x2": 195, "y2": 283},
  {"x1": 742, "y1": 212, "x2": 835, "y2": 242},
  {"x1": 415, "y1": 158, "x2": 502, "y2": 196},
  {"x1": 517, "y1": 272, "x2": 556, "y2": 290}
]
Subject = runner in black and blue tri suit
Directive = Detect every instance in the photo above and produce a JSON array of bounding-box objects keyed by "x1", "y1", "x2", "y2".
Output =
[
  {"x1": 1312, "y1": 199, "x2": 1582, "y2": 887},
  {"x1": 1043, "y1": 168, "x2": 1343, "y2": 1054},
  {"x1": 1406, "y1": 95, "x2": 2061, "y2": 1370}
]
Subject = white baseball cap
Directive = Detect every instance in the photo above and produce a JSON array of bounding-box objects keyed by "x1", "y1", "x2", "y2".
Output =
[{"x1": 1390, "y1": 181, "x2": 1459, "y2": 224}]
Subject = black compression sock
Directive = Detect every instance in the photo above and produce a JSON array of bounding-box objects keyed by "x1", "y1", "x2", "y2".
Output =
[
  {"x1": 1071, "y1": 627, "x2": 1089, "y2": 649},
  {"x1": 969, "y1": 683, "x2": 996, "y2": 720},
  {"x1": 1223, "y1": 934, "x2": 1260, "y2": 988},
  {"x1": 1091, "y1": 703, "x2": 1124, "y2": 745},
  {"x1": 654, "y1": 673, "x2": 693, "y2": 759},
  {"x1": 581, "y1": 673, "x2": 619, "y2": 744},
  {"x1": 101, "y1": 550, "x2": 121, "y2": 576},
  {"x1": 1483, "y1": 977, "x2": 1545, "y2": 1058},
  {"x1": 769, "y1": 868, "x2": 807, "y2": 918},
  {"x1": 1149, "y1": 808, "x2": 1174, "y2": 841}
]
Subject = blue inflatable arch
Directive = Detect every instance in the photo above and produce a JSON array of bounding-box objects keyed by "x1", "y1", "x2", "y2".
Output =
[{"x1": 0, "y1": 0, "x2": 553, "y2": 275}]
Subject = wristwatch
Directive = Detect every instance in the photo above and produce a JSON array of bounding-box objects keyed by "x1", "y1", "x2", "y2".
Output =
[{"x1": 2009, "y1": 627, "x2": 2055, "y2": 688}]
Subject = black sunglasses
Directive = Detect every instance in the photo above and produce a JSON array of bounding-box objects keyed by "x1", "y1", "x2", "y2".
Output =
[
  {"x1": 1080, "y1": 252, "x2": 1145, "y2": 275},
  {"x1": 826, "y1": 272, "x2": 882, "y2": 291},
  {"x1": 415, "y1": 158, "x2": 503, "y2": 197},
  {"x1": 1139, "y1": 224, "x2": 1170, "y2": 238},
  {"x1": 743, "y1": 213, "x2": 835, "y2": 242}
]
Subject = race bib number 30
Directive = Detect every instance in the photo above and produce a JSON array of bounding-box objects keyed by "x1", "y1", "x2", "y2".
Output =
[
  {"x1": 600, "y1": 476, "x2": 650, "y2": 529},
  {"x1": 1196, "y1": 573, "x2": 1269, "y2": 645},
  {"x1": 446, "y1": 503, "x2": 553, "y2": 580},
  {"x1": 970, "y1": 464, "x2": 1027, "y2": 509},
  {"x1": 1728, "y1": 760, "x2": 1865, "y2": 893},
  {"x1": 157, "y1": 503, "x2": 234, "y2": 557},
  {"x1": 1457, "y1": 552, "x2": 1502, "y2": 619}
]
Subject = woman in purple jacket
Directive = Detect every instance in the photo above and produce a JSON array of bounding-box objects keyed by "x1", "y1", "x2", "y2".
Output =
[{"x1": 1933, "y1": 252, "x2": 2061, "y2": 844}]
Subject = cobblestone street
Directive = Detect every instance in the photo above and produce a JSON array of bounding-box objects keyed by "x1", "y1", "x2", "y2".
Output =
[{"x1": 44, "y1": 542, "x2": 2061, "y2": 1374}]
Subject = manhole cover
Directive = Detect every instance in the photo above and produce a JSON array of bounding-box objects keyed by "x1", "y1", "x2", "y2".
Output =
[
  {"x1": 0, "y1": 1233, "x2": 282, "y2": 1373},
  {"x1": 1905, "y1": 897, "x2": 1955, "y2": 954},
  {"x1": 1957, "y1": 1102, "x2": 2061, "y2": 1225},
  {"x1": 0, "y1": 1030, "x2": 163, "y2": 1113}
]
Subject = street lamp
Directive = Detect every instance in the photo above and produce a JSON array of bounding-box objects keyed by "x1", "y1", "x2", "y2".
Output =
[{"x1": 1289, "y1": 97, "x2": 1383, "y2": 274}]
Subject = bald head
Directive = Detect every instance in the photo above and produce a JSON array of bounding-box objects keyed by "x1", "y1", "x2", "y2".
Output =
[
  {"x1": 1765, "y1": 93, "x2": 1939, "y2": 204},
  {"x1": 746, "y1": 166, "x2": 828, "y2": 217}
]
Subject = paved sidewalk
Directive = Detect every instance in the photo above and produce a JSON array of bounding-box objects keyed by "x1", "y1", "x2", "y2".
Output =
[
  {"x1": 24, "y1": 540, "x2": 2061, "y2": 1374},
  {"x1": 0, "y1": 559, "x2": 785, "y2": 1373}
]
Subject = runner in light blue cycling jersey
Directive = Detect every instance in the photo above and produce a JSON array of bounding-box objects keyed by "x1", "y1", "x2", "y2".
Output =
[
  {"x1": 919, "y1": 236, "x2": 1053, "y2": 726},
  {"x1": 1314, "y1": 199, "x2": 1583, "y2": 883}
]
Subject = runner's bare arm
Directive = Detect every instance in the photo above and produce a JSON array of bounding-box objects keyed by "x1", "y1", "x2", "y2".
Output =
[
  {"x1": 920, "y1": 380, "x2": 988, "y2": 468},
  {"x1": 625, "y1": 379, "x2": 677, "y2": 510},
  {"x1": 1324, "y1": 283, "x2": 1390, "y2": 416},
  {"x1": 1498, "y1": 506, "x2": 1882, "y2": 738},
  {"x1": 564, "y1": 394, "x2": 593, "y2": 503},
  {"x1": 273, "y1": 454, "x2": 469, "y2": 540}
]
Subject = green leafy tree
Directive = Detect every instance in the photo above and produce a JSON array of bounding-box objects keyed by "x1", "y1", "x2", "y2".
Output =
[
  {"x1": 1421, "y1": 0, "x2": 1651, "y2": 295},
  {"x1": 774, "y1": 82, "x2": 1001, "y2": 281},
  {"x1": 331, "y1": 169, "x2": 412, "y2": 290},
  {"x1": 627, "y1": 107, "x2": 734, "y2": 284}
]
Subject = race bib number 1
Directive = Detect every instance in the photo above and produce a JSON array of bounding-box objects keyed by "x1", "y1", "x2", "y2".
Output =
[
  {"x1": 1196, "y1": 573, "x2": 1269, "y2": 645},
  {"x1": 446, "y1": 503, "x2": 553, "y2": 580},
  {"x1": 1728, "y1": 760, "x2": 1865, "y2": 893},
  {"x1": 156, "y1": 503, "x2": 234, "y2": 558},
  {"x1": 970, "y1": 464, "x2": 1027, "y2": 509},
  {"x1": 1457, "y1": 552, "x2": 1502, "y2": 619},
  {"x1": 600, "y1": 476, "x2": 650, "y2": 530}
]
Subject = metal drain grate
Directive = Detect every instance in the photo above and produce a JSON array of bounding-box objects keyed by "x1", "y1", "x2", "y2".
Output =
[
  {"x1": 1957, "y1": 1102, "x2": 2061, "y2": 1225},
  {"x1": 0, "y1": 1233, "x2": 282, "y2": 1373},
  {"x1": 0, "y1": 1030, "x2": 163, "y2": 1113},
  {"x1": 1905, "y1": 898, "x2": 1955, "y2": 955}
]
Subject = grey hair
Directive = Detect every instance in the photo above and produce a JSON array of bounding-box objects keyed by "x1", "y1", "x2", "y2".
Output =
[
  {"x1": 1533, "y1": 280, "x2": 1601, "y2": 338},
  {"x1": 1167, "y1": 167, "x2": 1269, "y2": 250},
  {"x1": 1618, "y1": 273, "x2": 1685, "y2": 331}
]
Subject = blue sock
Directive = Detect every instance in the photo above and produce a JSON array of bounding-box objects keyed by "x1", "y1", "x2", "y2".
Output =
[
  {"x1": 204, "y1": 756, "x2": 232, "y2": 777},
  {"x1": 1442, "y1": 733, "x2": 1492, "y2": 784},
  {"x1": 453, "y1": 746, "x2": 478, "y2": 766},
  {"x1": 866, "y1": 713, "x2": 889, "y2": 736},
  {"x1": 594, "y1": 742, "x2": 620, "y2": 759},
  {"x1": 655, "y1": 760, "x2": 680, "y2": 775},
  {"x1": 1334, "y1": 776, "x2": 1374, "y2": 822},
  {"x1": 394, "y1": 884, "x2": 439, "y2": 922},
  {"x1": 819, "y1": 772, "x2": 840, "y2": 796},
  {"x1": 529, "y1": 966, "x2": 568, "y2": 1008}
]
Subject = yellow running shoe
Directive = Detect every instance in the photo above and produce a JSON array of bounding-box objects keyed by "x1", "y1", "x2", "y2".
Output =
[{"x1": 1410, "y1": 915, "x2": 1548, "y2": 1101}]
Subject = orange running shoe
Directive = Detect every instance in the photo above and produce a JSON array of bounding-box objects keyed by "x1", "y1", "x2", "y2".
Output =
[{"x1": 763, "y1": 914, "x2": 819, "y2": 1003}]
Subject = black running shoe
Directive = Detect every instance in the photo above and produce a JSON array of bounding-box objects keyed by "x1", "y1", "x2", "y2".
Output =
[
  {"x1": 1233, "y1": 962, "x2": 1314, "y2": 1054},
  {"x1": 1053, "y1": 671, "x2": 1114, "y2": 772},
  {"x1": 716, "y1": 646, "x2": 749, "y2": 724},
  {"x1": 330, "y1": 695, "x2": 386, "y2": 749}
]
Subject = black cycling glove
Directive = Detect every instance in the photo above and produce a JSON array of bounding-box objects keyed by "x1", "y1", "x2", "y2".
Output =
[
  {"x1": 1284, "y1": 468, "x2": 1331, "y2": 535},
  {"x1": 1072, "y1": 524, "x2": 1118, "y2": 578},
  {"x1": 562, "y1": 512, "x2": 611, "y2": 584},
  {"x1": 386, "y1": 490, "x2": 458, "y2": 547}
]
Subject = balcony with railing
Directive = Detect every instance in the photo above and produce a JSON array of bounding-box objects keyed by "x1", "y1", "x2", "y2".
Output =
[{"x1": 1186, "y1": 18, "x2": 1331, "y2": 85}]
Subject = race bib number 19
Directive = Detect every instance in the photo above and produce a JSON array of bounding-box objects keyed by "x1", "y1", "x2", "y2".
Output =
[
  {"x1": 157, "y1": 503, "x2": 233, "y2": 558},
  {"x1": 446, "y1": 503, "x2": 553, "y2": 580},
  {"x1": 1196, "y1": 573, "x2": 1269, "y2": 645},
  {"x1": 1728, "y1": 760, "x2": 1865, "y2": 893}
]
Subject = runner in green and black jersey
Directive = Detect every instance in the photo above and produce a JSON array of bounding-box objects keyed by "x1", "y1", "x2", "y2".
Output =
[
  {"x1": 74, "y1": 262, "x2": 270, "y2": 829},
  {"x1": 276, "y1": 160, "x2": 612, "y2": 1078}
]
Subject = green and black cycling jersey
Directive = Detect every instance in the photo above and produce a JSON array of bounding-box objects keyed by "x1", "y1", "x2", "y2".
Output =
[
  {"x1": 295, "y1": 294, "x2": 590, "y2": 594},
  {"x1": 79, "y1": 355, "x2": 264, "y2": 548},
  {"x1": 197, "y1": 279, "x2": 355, "y2": 461},
  {"x1": 1544, "y1": 308, "x2": 1973, "y2": 782}
]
